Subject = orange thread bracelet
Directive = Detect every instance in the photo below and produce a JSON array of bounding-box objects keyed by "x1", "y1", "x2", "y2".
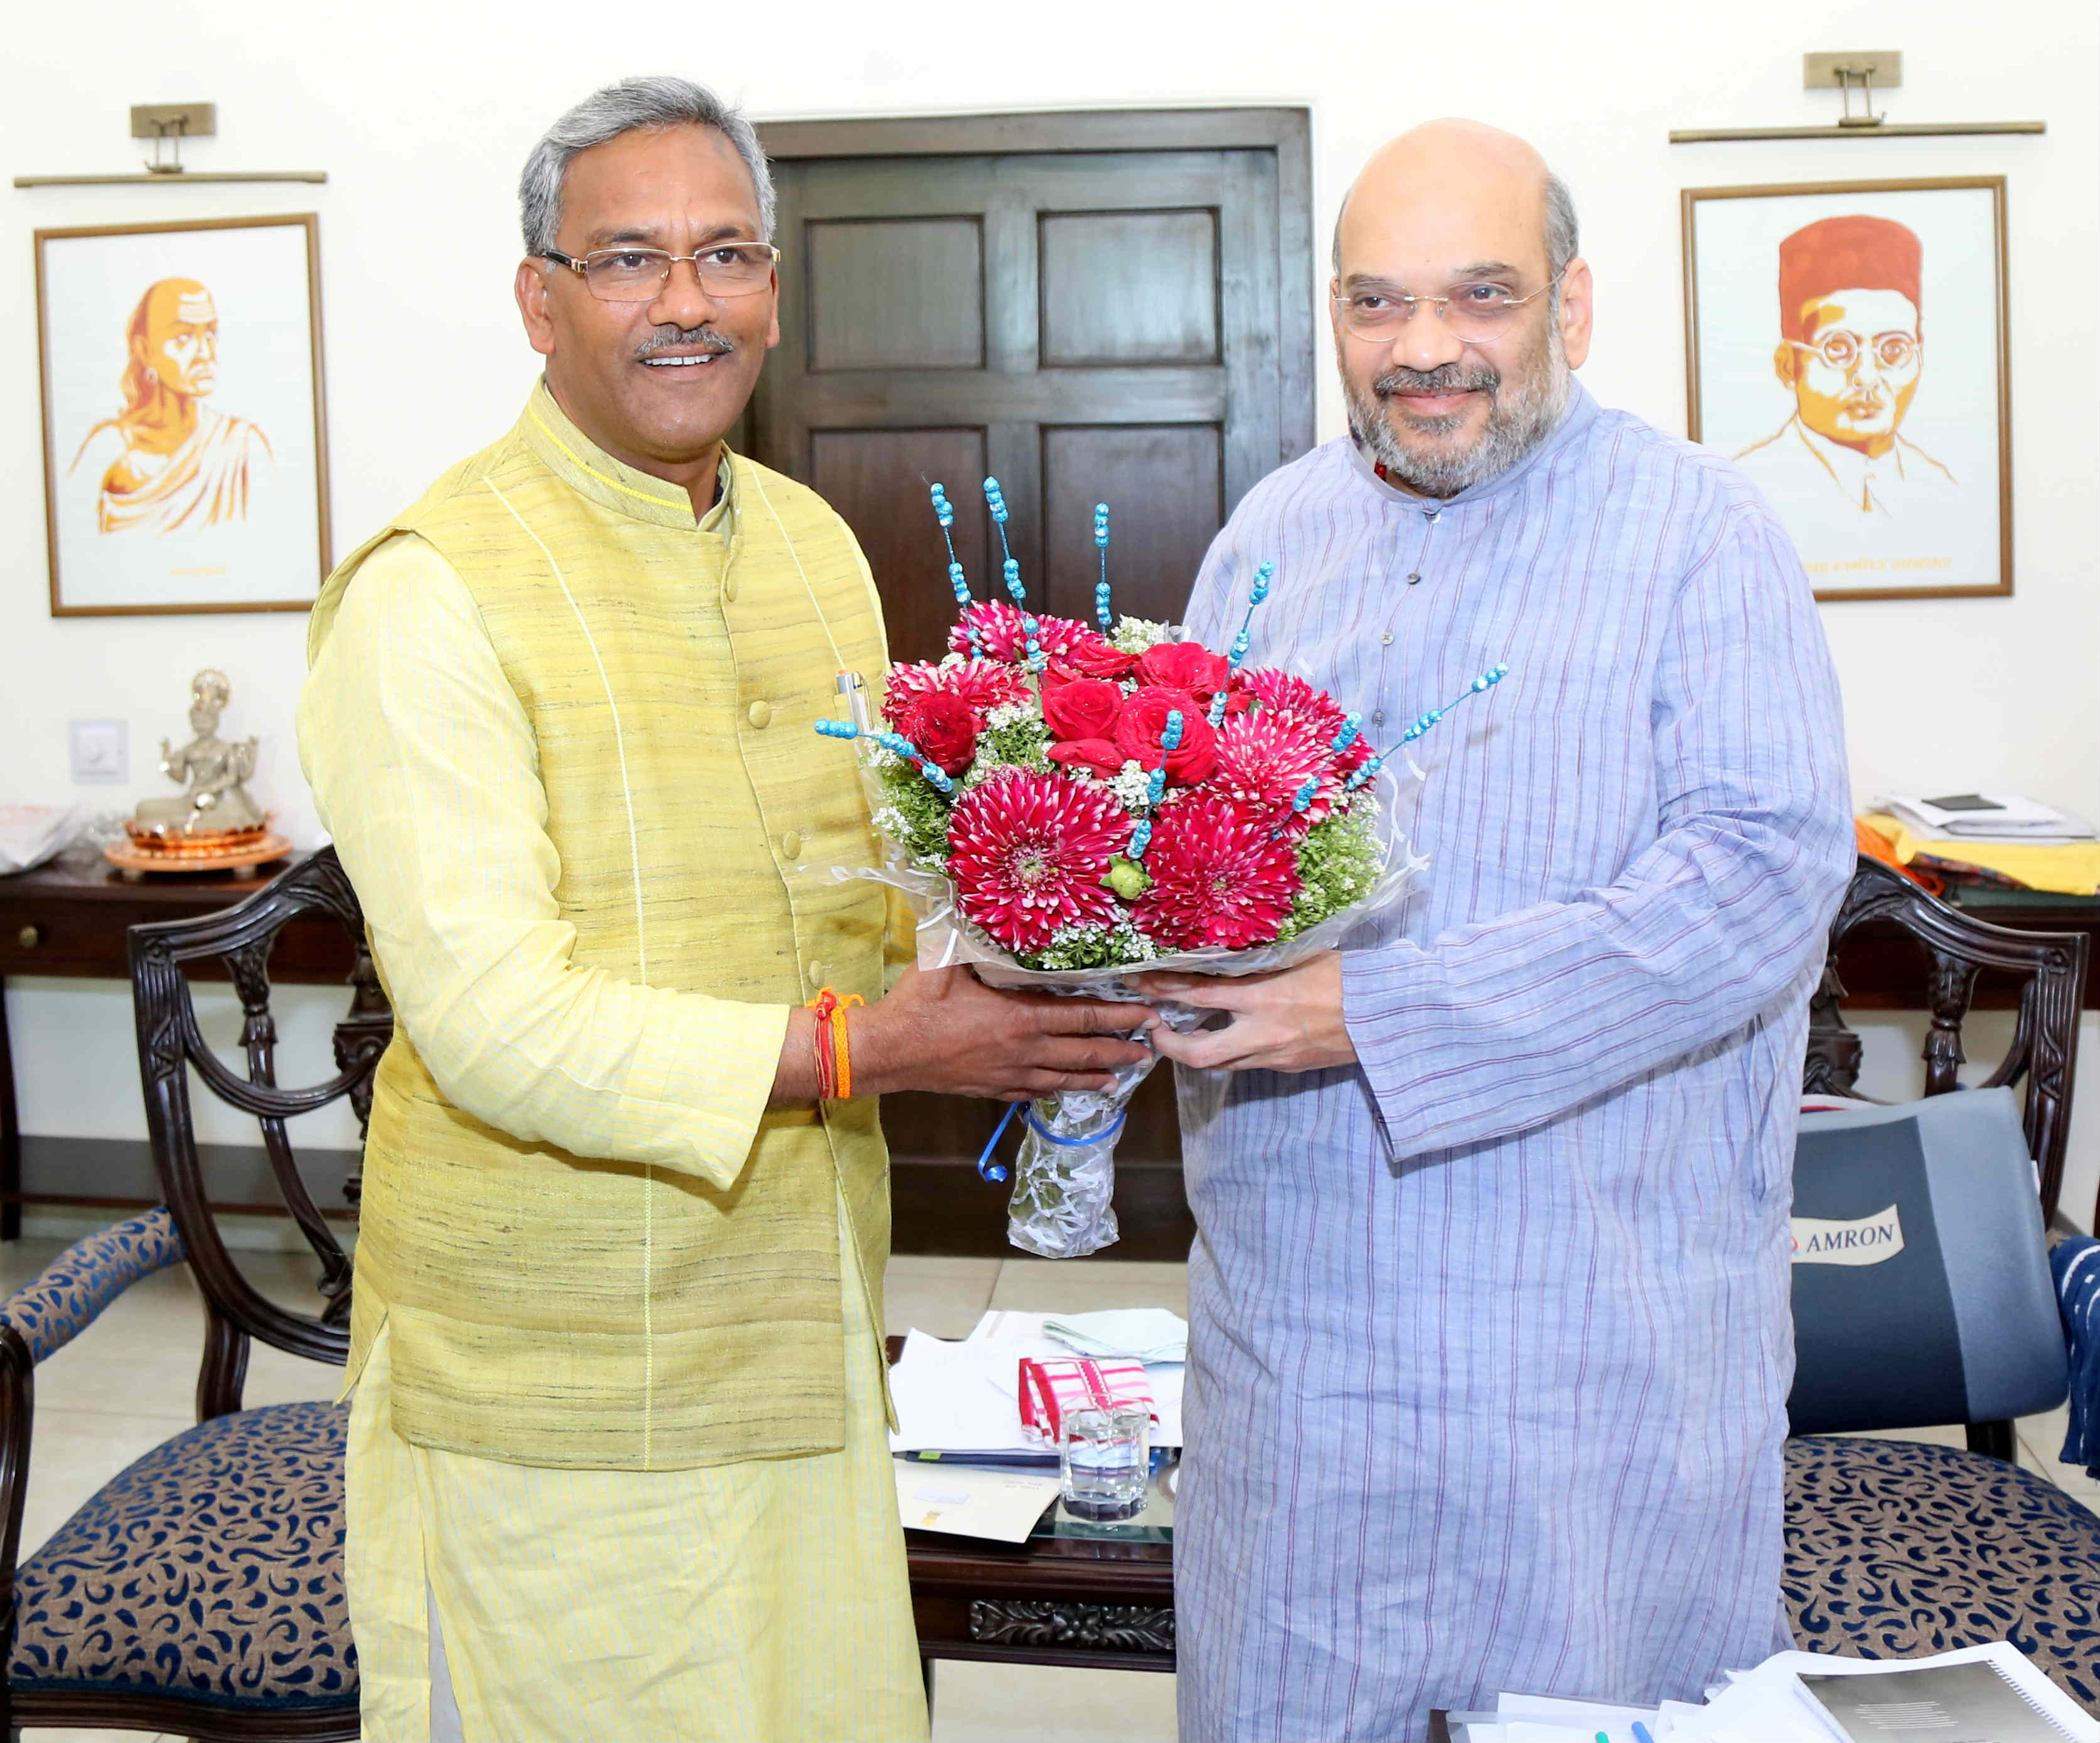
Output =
[
  {"x1": 803, "y1": 989, "x2": 865, "y2": 1100},
  {"x1": 834, "y1": 994, "x2": 865, "y2": 1098},
  {"x1": 806, "y1": 989, "x2": 838, "y2": 1100}
]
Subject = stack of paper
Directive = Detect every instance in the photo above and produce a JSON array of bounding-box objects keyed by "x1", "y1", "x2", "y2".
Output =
[
  {"x1": 0, "y1": 804, "x2": 85, "y2": 875},
  {"x1": 1447, "y1": 1641, "x2": 2097, "y2": 1741},
  {"x1": 1041, "y1": 1307, "x2": 1188, "y2": 1363},
  {"x1": 1875, "y1": 793, "x2": 2096, "y2": 844}
]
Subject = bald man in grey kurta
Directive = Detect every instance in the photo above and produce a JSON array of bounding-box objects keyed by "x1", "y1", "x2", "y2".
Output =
[{"x1": 1165, "y1": 374, "x2": 1852, "y2": 1735}]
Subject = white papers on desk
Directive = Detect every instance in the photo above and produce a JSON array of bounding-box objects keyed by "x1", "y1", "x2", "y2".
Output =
[
  {"x1": 1875, "y1": 793, "x2": 2096, "y2": 843},
  {"x1": 1447, "y1": 1641, "x2": 2096, "y2": 1742},
  {"x1": 893, "y1": 1461, "x2": 1061, "y2": 1543},
  {"x1": 886, "y1": 1318, "x2": 1184, "y2": 1455},
  {"x1": 0, "y1": 805, "x2": 85, "y2": 875}
]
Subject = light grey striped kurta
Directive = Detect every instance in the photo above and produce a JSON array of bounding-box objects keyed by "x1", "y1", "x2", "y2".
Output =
[{"x1": 1173, "y1": 382, "x2": 1853, "y2": 1742}]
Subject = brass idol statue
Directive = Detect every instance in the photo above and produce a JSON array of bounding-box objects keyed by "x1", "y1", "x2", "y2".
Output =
[{"x1": 110, "y1": 670, "x2": 285, "y2": 876}]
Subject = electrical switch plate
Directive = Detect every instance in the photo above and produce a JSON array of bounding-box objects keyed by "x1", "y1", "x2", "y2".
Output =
[{"x1": 69, "y1": 719, "x2": 128, "y2": 785}]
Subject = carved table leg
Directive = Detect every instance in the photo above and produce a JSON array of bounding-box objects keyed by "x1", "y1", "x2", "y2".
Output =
[{"x1": 0, "y1": 977, "x2": 19, "y2": 1241}]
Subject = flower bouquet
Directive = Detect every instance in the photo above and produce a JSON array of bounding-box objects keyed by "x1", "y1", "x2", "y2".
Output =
[{"x1": 817, "y1": 479, "x2": 1502, "y2": 1257}]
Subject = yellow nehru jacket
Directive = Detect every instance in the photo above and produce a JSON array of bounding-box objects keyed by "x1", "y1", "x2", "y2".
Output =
[{"x1": 306, "y1": 382, "x2": 894, "y2": 1471}]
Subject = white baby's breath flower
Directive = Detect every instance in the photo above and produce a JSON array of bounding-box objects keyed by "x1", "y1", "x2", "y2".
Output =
[
  {"x1": 1109, "y1": 615, "x2": 1174, "y2": 654},
  {"x1": 984, "y1": 699, "x2": 1038, "y2": 732},
  {"x1": 1107, "y1": 761, "x2": 1154, "y2": 812}
]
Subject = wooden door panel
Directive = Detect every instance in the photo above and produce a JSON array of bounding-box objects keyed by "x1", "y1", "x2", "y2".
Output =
[
  {"x1": 1041, "y1": 424, "x2": 1223, "y2": 629},
  {"x1": 806, "y1": 217, "x2": 985, "y2": 372},
  {"x1": 791, "y1": 367, "x2": 1228, "y2": 428},
  {"x1": 808, "y1": 428, "x2": 988, "y2": 668},
  {"x1": 1039, "y1": 210, "x2": 1220, "y2": 367},
  {"x1": 790, "y1": 153, "x2": 1235, "y2": 221}
]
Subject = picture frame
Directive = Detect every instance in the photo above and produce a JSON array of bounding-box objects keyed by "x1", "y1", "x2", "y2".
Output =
[
  {"x1": 35, "y1": 213, "x2": 331, "y2": 617},
  {"x1": 1681, "y1": 177, "x2": 2010, "y2": 603}
]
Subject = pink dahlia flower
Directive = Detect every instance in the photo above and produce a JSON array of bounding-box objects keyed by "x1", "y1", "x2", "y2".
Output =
[
  {"x1": 948, "y1": 769, "x2": 1133, "y2": 953},
  {"x1": 882, "y1": 658, "x2": 1029, "y2": 730},
  {"x1": 948, "y1": 601, "x2": 1101, "y2": 663},
  {"x1": 1243, "y1": 667, "x2": 1351, "y2": 739},
  {"x1": 1135, "y1": 791, "x2": 1301, "y2": 951},
  {"x1": 1211, "y1": 711, "x2": 1337, "y2": 823}
]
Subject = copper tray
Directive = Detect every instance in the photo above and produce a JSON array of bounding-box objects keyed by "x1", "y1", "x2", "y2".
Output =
[{"x1": 104, "y1": 829, "x2": 294, "y2": 877}]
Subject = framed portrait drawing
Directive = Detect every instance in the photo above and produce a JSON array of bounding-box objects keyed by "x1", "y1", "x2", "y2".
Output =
[
  {"x1": 1682, "y1": 177, "x2": 2010, "y2": 602},
  {"x1": 35, "y1": 213, "x2": 331, "y2": 616}
]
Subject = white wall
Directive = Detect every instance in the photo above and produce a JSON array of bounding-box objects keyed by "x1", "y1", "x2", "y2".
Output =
[{"x1": 4, "y1": 0, "x2": 2096, "y2": 1183}]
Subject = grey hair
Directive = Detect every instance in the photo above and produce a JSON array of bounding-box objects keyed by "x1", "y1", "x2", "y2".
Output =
[
  {"x1": 1543, "y1": 169, "x2": 1578, "y2": 279},
  {"x1": 518, "y1": 76, "x2": 776, "y2": 257},
  {"x1": 1330, "y1": 164, "x2": 1581, "y2": 282}
]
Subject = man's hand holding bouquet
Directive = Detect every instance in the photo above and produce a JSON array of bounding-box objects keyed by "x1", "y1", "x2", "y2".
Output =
[{"x1": 815, "y1": 480, "x2": 1503, "y2": 1257}]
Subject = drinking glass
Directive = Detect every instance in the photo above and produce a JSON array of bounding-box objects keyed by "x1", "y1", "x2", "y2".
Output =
[{"x1": 1059, "y1": 1402, "x2": 1150, "y2": 1521}]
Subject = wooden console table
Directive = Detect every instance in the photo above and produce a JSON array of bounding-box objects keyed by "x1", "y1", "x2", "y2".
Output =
[{"x1": 0, "y1": 854, "x2": 355, "y2": 1238}]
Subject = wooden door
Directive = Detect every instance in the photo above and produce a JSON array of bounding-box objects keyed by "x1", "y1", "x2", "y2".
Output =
[{"x1": 749, "y1": 113, "x2": 1314, "y2": 1250}]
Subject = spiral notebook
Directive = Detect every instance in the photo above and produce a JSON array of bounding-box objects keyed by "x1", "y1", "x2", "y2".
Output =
[{"x1": 1801, "y1": 1658, "x2": 2081, "y2": 1742}]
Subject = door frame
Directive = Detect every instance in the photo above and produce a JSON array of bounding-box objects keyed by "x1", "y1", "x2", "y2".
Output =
[{"x1": 753, "y1": 107, "x2": 1317, "y2": 468}]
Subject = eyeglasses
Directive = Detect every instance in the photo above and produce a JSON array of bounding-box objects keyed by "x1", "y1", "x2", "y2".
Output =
[
  {"x1": 543, "y1": 243, "x2": 781, "y2": 303},
  {"x1": 1334, "y1": 272, "x2": 1563, "y2": 345},
  {"x1": 1787, "y1": 330, "x2": 1919, "y2": 373}
]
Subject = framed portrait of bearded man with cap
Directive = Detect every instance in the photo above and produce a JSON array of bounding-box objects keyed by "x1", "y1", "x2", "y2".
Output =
[
  {"x1": 1683, "y1": 178, "x2": 2010, "y2": 601},
  {"x1": 36, "y1": 215, "x2": 331, "y2": 616}
]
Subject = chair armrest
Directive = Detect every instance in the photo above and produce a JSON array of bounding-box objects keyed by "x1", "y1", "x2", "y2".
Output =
[
  {"x1": 0, "y1": 1324, "x2": 29, "y2": 1633},
  {"x1": 0, "y1": 1208, "x2": 185, "y2": 1366}
]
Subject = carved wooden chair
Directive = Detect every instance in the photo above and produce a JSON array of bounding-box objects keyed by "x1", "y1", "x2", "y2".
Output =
[
  {"x1": 0, "y1": 847, "x2": 385, "y2": 1739},
  {"x1": 1784, "y1": 854, "x2": 2100, "y2": 1706}
]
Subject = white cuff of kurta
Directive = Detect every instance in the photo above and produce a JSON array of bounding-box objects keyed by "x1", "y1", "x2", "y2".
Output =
[{"x1": 610, "y1": 996, "x2": 793, "y2": 1190}]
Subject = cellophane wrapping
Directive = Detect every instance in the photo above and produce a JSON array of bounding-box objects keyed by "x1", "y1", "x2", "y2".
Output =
[{"x1": 835, "y1": 761, "x2": 1428, "y2": 1257}]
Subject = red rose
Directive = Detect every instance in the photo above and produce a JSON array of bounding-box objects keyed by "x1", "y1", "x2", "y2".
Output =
[
  {"x1": 1046, "y1": 738, "x2": 1127, "y2": 779},
  {"x1": 896, "y1": 690, "x2": 980, "y2": 776},
  {"x1": 1042, "y1": 675, "x2": 1124, "y2": 742},
  {"x1": 1136, "y1": 641, "x2": 1230, "y2": 697},
  {"x1": 1114, "y1": 686, "x2": 1218, "y2": 785},
  {"x1": 1056, "y1": 637, "x2": 1138, "y2": 682}
]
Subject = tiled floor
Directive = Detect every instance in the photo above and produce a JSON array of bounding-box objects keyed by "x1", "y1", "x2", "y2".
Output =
[{"x1": 8, "y1": 1235, "x2": 2095, "y2": 1741}]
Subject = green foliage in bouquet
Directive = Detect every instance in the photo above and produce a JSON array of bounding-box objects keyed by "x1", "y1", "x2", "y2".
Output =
[{"x1": 1281, "y1": 802, "x2": 1383, "y2": 940}]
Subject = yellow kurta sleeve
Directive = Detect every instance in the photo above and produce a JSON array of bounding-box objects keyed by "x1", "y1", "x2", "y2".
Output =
[{"x1": 297, "y1": 532, "x2": 790, "y2": 1189}]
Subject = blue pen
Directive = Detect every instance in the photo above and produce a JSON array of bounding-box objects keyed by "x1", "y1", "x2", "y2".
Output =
[{"x1": 1632, "y1": 1724, "x2": 1656, "y2": 1743}]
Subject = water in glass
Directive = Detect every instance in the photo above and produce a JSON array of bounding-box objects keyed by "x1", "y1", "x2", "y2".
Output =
[{"x1": 1060, "y1": 1402, "x2": 1150, "y2": 1521}]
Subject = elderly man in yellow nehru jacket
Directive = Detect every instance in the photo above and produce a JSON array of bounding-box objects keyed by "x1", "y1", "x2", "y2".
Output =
[{"x1": 298, "y1": 76, "x2": 1152, "y2": 1743}]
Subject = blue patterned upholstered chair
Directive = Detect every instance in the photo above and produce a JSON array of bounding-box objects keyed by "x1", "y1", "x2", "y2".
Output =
[
  {"x1": 0, "y1": 847, "x2": 387, "y2": 1740},
  {"x1": 1787, "y1": 855, "x2": 2099, "y2": 1708}
]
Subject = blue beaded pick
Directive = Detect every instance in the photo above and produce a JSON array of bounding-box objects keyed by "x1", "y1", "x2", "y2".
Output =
[
  {"x1": 1093, "y1": 502, "x2": 1113, "y2": 628},
  {"x1": 932, "y1": 484, "x2": 972, "y2": 618},
  {"x1": 1129, "y1": 818, "x2": 1154, "y2": 861},
  {"x1": 1344, "y1": 662, "x2": 1510, "y2": 790},
  {"x1": 815, "y1": 718, "x2": 954, "y2": 793},
  {"x1": 1226, "y1": 561, "x2": 1277, "y2": 678},
  {"x1": 983, "y1": 478, "x2": 1024, "y2": 604}
]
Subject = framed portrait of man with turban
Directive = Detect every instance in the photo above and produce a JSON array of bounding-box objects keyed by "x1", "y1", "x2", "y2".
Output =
[
  {"x1": 1682, "y1": 176, "x2": 2010, "y2": 601},
  {"x1": 35, "y1": 214, "x2": 331, "y2": 616}
]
